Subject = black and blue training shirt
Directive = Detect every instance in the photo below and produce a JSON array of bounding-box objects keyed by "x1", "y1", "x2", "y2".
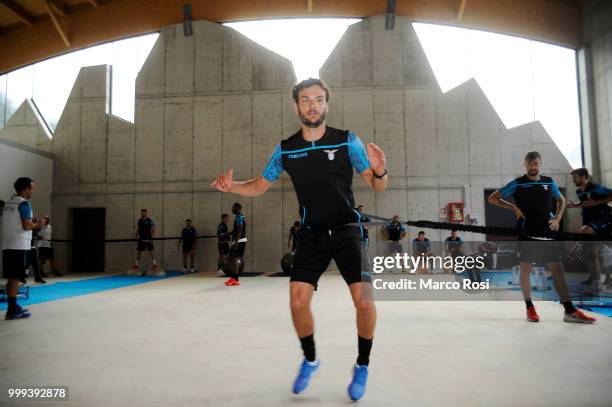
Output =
[{"x1": 262, "y1": 126, "x2": 370, "y2": 228}]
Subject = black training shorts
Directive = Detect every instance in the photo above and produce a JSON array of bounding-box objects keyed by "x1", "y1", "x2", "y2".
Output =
[
  {"x1": 38, "y1": 247, "x2": 55, "y2": 260},
  {"x1": 518, "y1": 235, "x2": 563, "y2": 264},
  {"x1": 137, "y1": 241, "x2": 154, "y2": 252},
  {"x1": 2, "y1": 250, "x2": 29, "y2": 280},
  {"x1": 229, "y1": 242, "x2": 246, "y2": 258},
  {"x1": 217, "y1": 242, "x2": 230, "y2": 256},
  {"x1": 291, "y1": 226, "x2": 366, "y2": 289}
]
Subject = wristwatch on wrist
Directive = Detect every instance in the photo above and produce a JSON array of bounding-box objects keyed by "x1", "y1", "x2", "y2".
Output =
[{"x1": 373, "y1": 168, "x2": 388, "y2": 179}]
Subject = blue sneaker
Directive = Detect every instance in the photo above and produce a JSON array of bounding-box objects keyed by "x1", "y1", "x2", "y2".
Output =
[
  {"x1": 292, "y1": 358, "x2": 320, "y2": 394},
  {"x1": 347, "y1": 364, "x2": 368, "y2": 401}
]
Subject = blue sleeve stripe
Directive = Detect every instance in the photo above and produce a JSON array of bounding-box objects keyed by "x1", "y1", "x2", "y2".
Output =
[
  {"x1": 347, "y1": 131, "x2": 370, "y2": 174},
  {"x1": 595, "y1": 185, "x2": 612, "y2": 196},
  {"x1": 551, "y1": 180, "x2": 561, "y2": 198},
  {"x1": 18, "y1": 201, "x2": 32, "y2": 220},
  {"x1": 262, "y1": 144, "x2": 283, "y2": 182},
  {"x1": 499, "y1": 180, "x2": 517, "y2": 198}
]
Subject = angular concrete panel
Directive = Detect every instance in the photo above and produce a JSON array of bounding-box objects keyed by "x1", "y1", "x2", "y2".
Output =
[
  {"x1": 0, "y1": 99, "x2": 52, "y2": 152},
  {"x1": 79, "y1": 100, "x2": 108, "y2": 183},
  {"x1": 374, "y1": 89, "x2": 406, "y2": 176},
  {"x1": 107, "y1": 116, "x2": 135, "y2": 184},
  {"x1": 405, "y1": 88, "x2": 437, "y2": 177},
  {"x1": 222, "y1": 95, "x2": 252, "y2": 179},
  {"x1": 164, "y1": 25, "x2": 195, "y2": 95},
  {"x1": 193, "y1": 96, "x2": 223, "y2": 180},
  {"x1": 164, "y1": 100, "x2": 193, "y2": 182},
  {"x1": 194, "y1": 21, "x2": 224, "y2": 94},
  {"x1": 135, "y1": 100, "x2": 164, "y2": 182},
  {"x1": 223, "y1": 29, "x2": 252, "y2": 92}
]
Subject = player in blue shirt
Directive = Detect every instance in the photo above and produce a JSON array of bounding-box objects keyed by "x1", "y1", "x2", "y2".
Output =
[
  {"x1": 211, "y1": 78, "x2": 388, "y2": 401},
  {"x1": 130, "y1": 209, "x2": 158, "y2": 275},
  {"x1": 489, "y1": 151, "x2": 595, "y2": 324},
  {"x1": 568, "y1": 168, "x2": 612, "y2": 288},
  {"x1": 178, "y1": 219, "x2": 196, "y2": 273},
  {"x1": 223, "y1": 203, "x2": 246, "y2": 285},
  {"x1": 216, "y1": 214, "x2": 231, "y2": 275}
]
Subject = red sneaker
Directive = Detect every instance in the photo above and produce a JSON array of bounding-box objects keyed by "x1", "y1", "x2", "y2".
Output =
[
  {"x1": 224, "y1": 277, "x2": 234, "y2": 286},
  {"x1": 526, "y1": 306, "x2": 540, "y2": 322},
  {"x1": 564, "y1": 309, "x2": 596, "y2": 324},
  {"x1": 228, "y1": 279, "x2": 240, "y2": 286}
]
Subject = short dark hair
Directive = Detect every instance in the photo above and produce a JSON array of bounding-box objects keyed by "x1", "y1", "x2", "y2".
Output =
[
  {"x1": 524, "y1": 151, "x2": 541, "y2": 162},
  {"x1": 418, "y1": 231, "x2": 425, "y2": 235},
  {"x1": 221, "y1": 213, "x2": 229, "y2": 219},
  {"x1": 140, "y1": 208, "x2": 147, "y2": 212},
  {"x1": 291, "y1": 78, "x2": 330, "y2": 103},
  {"x1": 571, "y1": 168, "x2": 589, "y2": 178},
  {"x1": 233, "y1": 202, "x2": 242, "y2": 210},
  {"x1": 186, "y1": 218, "x2": 191, "y2": 222},
  {"x1": 14, "y1": 177, "x2": 33, "y2": 194}
]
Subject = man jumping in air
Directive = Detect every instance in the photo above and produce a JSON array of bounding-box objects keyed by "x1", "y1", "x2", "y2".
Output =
[{"x1": 211, "y1": 78, "x2": 388, "y2": 400}]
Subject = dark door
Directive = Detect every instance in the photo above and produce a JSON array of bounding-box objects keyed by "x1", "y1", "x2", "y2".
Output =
[{"x1": 72, "y1": 208, "x2": 105, "y2": 273}]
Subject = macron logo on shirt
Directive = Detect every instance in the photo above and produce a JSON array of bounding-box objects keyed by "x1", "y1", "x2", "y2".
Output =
[{"x1": 288, "y1": 152, "x2": 308, "y2": 159}]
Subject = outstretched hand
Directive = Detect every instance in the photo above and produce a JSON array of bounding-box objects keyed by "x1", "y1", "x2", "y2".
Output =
[
  {"x1": 211, "y1": 169, "x2": 234, "y2": 192},
  {"x1": 367, "y1": 143, "x2": 386, "y2": 175}
]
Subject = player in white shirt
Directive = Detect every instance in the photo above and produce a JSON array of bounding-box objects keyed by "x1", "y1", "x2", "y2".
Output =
[
  {"x1": 37, "y1": 216, "x2": 63, "y2": 277},
  {"x1": 2, "y1": 177, "x2": 42, "y2": 320}
]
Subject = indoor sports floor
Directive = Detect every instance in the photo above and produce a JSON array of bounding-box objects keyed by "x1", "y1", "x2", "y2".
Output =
[{"x1": 1, "y1": 272, "x2": 611, "y2": 407}]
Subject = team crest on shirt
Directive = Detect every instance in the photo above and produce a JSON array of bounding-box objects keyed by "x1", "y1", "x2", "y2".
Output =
[
  {"x1": 323, "y1": 149, "x2": 339, "y2": 161},
  {"x1": 543, "y1": 185, "x2": 548, "y2": 191}
]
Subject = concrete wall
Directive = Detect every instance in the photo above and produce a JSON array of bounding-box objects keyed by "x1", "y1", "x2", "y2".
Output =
[
  {"x1": 0, "y1": 99, "x2": 52, "y2": 153},
  {"x1": 581, "y1": 0, "x2": 612, "y2": 186},
  {"x1": 320, "y1": 15, "x2": 577, "y2": 244},
  {"x1": 0, "y1": 138, "x2": 53, "y2": 274},
  {"x1": 51, "y1": 20, "x2": 298, "y2": 273}
]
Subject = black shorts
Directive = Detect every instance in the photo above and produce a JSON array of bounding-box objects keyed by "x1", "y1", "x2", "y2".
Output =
[
  {"x1": 182, "y1": 244, "x2": 194, "y2": 254},
  {"x1": 28, "y1": 248, "x2": 37, "y2": 267},
  {"x1": 218, "y1": 242, "x2": 230, "y2": 256},
  {"x1": 137, "y1": 241, "x2": 154, "y2": 252},
  {"x1": 39, "y1": 247, "x2": 54, "y2": 260},
  {"x1": 291, "y1": 226, "x2": 366, "y2": 289},
  {"x1": 586, "y1": 219, "x2": 612, "y2": 236},
  {"x1": 230, "y1": 242, "x2": 246, "y2": 258},
  {"x1": 2, "y1": 250, "x2": 29, "y2": 280},
  {"x1": 518, "y1": 236, "x2": 562, "y2": 264},
  {"x1": 389, "y1": 241, "x2": 403, "y2": 254}
]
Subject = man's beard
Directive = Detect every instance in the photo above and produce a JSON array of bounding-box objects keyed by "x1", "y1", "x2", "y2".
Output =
[
  {"x1": 527, "y1": 169, "x2": 539, "y2": 176},
  {"x1": 299, "y1": 109, "x2": 327, "y2": 128}
]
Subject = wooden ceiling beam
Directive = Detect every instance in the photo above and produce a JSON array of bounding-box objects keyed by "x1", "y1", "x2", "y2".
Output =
[
  {"x1": 45, "y1": 0, "x2": 70, "y2": 47},
  {"x1": 87, "y1": 0, "x2": 99, "y2": 7},
  {"x1": 0, "y1": 0, "x2": 35, "y2": 26},
  {"x1": 0, "y1": 0, "x2": 583, "y2": 74},
  {"x1": 48, "y1": 0, "x2": 67, "y2": 17},
  {"x1": 457, "y1": 0, "x2": 467, "y2": 21}
]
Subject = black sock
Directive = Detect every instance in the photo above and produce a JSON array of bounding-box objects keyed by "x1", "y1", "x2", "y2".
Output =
[
  {"x1": 525, "y1": 299, "x2": 534, "y2": 309},
  {"x1": 561, "y1": 301, "x2": 576, "y2": 314},
  {"x1": 7, "y1": 297, "x2": 17, "y2": 314},
  {"x1": 299, "y1": 334, "x2": 316, "y2": 362},
  {"x1": 357, "y1": 336, "x2": 373, "y2": 366}
]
